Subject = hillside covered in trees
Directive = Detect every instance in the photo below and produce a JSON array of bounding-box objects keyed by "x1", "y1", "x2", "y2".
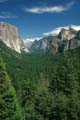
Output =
[
  {"x1": 0, "y1": 41, "x2": 80, "y2": 120},
  {"x1": 0, "y1": 55, "x2": 23, "y2": 119}
]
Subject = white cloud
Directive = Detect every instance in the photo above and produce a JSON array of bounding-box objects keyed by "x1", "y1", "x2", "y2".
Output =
[
  {"x1": 0, "y1": 12, "x2": 17, "y2": 19},
  {"x1": 43, "y1": 26, "x2": 69, "y2": 36},
  {"x1": 70, "y1": 25, "x2": 80, "y2": 31},
  {"x1": 23, "y1": 25, "x2": 80, "y2": 41},
  {"x1": 43, "y1": 25, "x2": 80, "y2": 36},
  {"x1": 24, "y1": 1, "x2": 75, "y2": 14},
  {"x1": 23, "y1": 25, "x2": 80, "y2": 42},
  {"x1": 24, "y1": 37, "x2": 42, "y2": 42},
  {"x1": 24, "y1": 6, "x2": 65, "y2": 14}
]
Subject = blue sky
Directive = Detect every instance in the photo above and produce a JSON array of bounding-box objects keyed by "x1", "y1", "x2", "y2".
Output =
[{"x1": 0, "y1": 0, "x2": 80, "y2": 40}]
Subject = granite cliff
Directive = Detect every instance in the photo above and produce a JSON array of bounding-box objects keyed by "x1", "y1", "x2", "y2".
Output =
[{"x1": 0, "y1": 22, "x2": 24, "y2": 53}]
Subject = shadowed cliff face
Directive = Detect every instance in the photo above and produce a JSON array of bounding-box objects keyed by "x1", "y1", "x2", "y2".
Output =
[
  {"x1": 58, "y1": 28, "x2": 76, "y2": 40},
  {"x1": 0, "y1": 22, "x2": 24, "y2": 53},
  {"x1": 0, "y1": 22, "x2": 80, "y2": 54},
  {"x1": 30, "y1": 28, "x2": 80, "y2": 54}
]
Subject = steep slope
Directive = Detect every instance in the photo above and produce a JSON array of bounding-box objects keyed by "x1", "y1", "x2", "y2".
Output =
[
  {"x1": 28, "y1": 28, "x2": 80, "y2": 54},
  {"x1": 75, "y1": 30, "x2": 80, "y2": 40},
  {"x1": 23, "y1": 40, "x2": 33, "y2": 53},
  {"x1": 0, "y1": 22, "x2": 24, "y2": 53},
  {"x1": 58, "y1": 27, "x2": 77, "y2": 40},
  {"x1": 30, "y1": 36, "x2": 60, "y2": 53},
  {"x1": 0, "y1": 22, "x2": 80, "y2": 54},
  {"x1": 49, "y1": 28, "x2": 80, "y2": 53},
  {"x1": 67, "y1": 30, "x2": 80, "y2": 49}
]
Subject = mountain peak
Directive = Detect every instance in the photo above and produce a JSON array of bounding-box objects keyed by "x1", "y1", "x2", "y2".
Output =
[
  {"x1": 0, "y1": 22, "x2": 24, "y2": 53},
  {"x1": 58, "y1": 27, "x2": 76, "y2": 40}
]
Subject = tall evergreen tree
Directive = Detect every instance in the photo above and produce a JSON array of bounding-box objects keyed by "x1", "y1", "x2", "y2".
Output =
[
  {"x1": 0, "y1": 57, "x2": 23, "y2": 120},
  {"x1": 49, "y1": 53, "x2": 80, "y2": 120}
]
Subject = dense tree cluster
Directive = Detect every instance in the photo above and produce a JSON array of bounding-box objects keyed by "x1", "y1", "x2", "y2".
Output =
[
  {"x1": 0, "y1": 41, "x2": 80, "y2": 120},
  {"x1": 0, "y1": 56, "x2": 23, "y2": 120}
]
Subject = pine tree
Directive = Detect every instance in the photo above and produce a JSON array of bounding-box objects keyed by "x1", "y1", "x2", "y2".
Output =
[
  {"x1": 0, "y1": 57, "x2": 23, "y2": 120},
  {"x1": 49, "y1": 53, "x2": 80, "y2": 120}
]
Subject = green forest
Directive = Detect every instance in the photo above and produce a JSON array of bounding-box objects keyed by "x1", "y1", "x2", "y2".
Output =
[{"x1": 0, "y1": 41, "x2": 80, "y2": 120}]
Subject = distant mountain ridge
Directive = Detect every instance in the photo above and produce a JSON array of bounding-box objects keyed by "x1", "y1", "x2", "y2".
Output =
[
  {"x1": 27, "y1": 27, "x2": 80, "y2": 54},
  {"x1": 0, "y1": 22, "x2": 80, "y2": 54}
]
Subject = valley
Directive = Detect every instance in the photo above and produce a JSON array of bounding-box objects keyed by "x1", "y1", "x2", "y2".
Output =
[
  {"x1": 0, "y1": 0, "x2": 80, "y2": 119},
  {"x1": 0, "y1": 39, "x2": 80, "y2": 119}
]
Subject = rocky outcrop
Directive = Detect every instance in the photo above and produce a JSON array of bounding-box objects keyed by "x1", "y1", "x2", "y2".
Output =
[
  {"x1": 1, "y1": 22, "x2": 79, "y2": 54},
  {"x1": 68, "y1": 31, "x2": 80, "y2": 49},
  {"x1": 68, "y1": 39, "x2": 80, "y2": 49},
  {"x1": 23, "y1": 27, "x2": 80, "y2": 54},
  {"x1": 49, "y1": 37, "x2": 60, "y2": 54},
  {"x1": 0, "y1": 22, "x2": 24, "y2": 53},
  {"x1": 27, "y1": 28, "x2": 80, "y2": 54},
  {"x1": 49, "y1": 28, "x2": 80, "y2": 53},
  {"x1": 31, "y1": 36, "x2": 54, "y2": 53},
  {"x1": 30, "y1": 36, "x2": 60, "y2": 53},
  {"x1": 58, "y1": 28, "x2": 76, "y2": 40},
  {"x1": 75, "y1": 30, "x2": 80, "y2": 40},
  {"x1": 23, "y1": 40, "x2": 33, "y2": 53}
]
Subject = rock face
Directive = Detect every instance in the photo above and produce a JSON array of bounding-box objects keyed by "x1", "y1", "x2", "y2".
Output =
[
  {"x1": 23, "y1": 40, "x2": 33, "y2": 53},
  {"x1": 75, "y1": 30, "x2": 80, "y2": 40},
  {"x1": 30, "y1": 28, "x2": 80, "y2": 54},
  {"x1": 58, "y1": 28, "x2": 76, "y2": 40},
  {"x1": 30, "y1": 36, "x2": 58, "y2": 53},
  {"x1": 31, "y1": 37, "x2": 51, "y2": 53},
  {"x1": 0, "y1": 22, "x2": 24, "y2": 53},
  {"x1": 1, "y1": 22, "x2": 80, "y2": 54},
  {"x1": 68, "y1": 31, "x2": 80, "y2": 49},
  {"x1": 69, "y1": 38, "x2": 80, "y2": 49}
]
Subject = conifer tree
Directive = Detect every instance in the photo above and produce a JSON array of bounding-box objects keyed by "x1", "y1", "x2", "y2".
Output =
[{"x1": 0, "y1": 57, "x2": 23, "y2": 120}]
